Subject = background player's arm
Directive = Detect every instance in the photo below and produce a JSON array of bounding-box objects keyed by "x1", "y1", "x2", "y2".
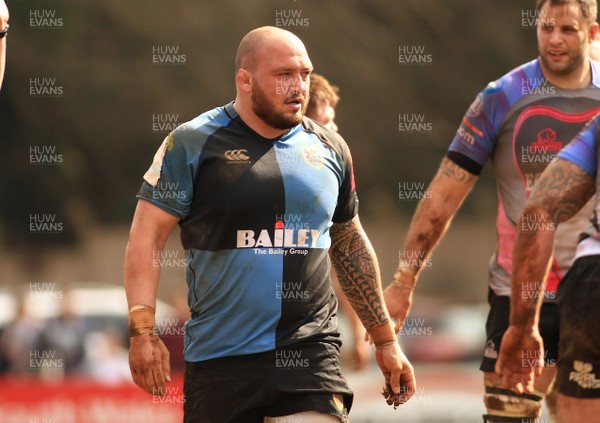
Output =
[
  {"x1": 0, "y1": 0, "x2": 9, "y2": 89},
  {"x1": 329, "y1": 215, "x2": 416, "y2": 406},
  {"x1": 384, "y1": 157, "x2": 478, "y2": 330},
  {"x1": 124, "y1": 199, "x2": 179, "y2": 395},
  {"x1": 496, "y1": 158, "x2": 594, "y2": 393}
]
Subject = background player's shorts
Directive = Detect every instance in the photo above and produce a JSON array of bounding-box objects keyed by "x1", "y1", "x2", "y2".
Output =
[
  {"x1": 183, "y1": 341, "x2": 353, "y2": 423},
  {"x1": 480, "y1": 289, "x2": 559, "y2": 372},
  {"x1": 556, "y1": 255, "x2": 600, "y2": 398}
]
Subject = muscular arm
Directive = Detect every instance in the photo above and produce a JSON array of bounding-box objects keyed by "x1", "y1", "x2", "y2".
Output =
[
  {"x1": 385, "y1": 157, "x2": 478, "y2": 329},
  {"x1": 329, "y1": 214, "x2": 388, "y2": 330},
  {"x1": 510, "y1": 158, "x2": 594, "y2": 328},
  {"x1": 330, "y1": 214, "x2": 416, "y2": 404},
  {"x1": 496, "y1": 158, "x2": 594, "y2": 392},
  {"x1": 124, "y1": 199, "x2": 180, "y2": 308},
  {"x1": 124, "y1": 199, "x2": 179, "y2": 395}
]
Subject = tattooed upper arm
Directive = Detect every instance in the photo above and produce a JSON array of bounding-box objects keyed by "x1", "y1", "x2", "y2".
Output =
[
  {"x1": 329, "y1": 217, "x2": 355, "y2": 242},
  {"x1": 528, "y1": 158, "x2": 594, "y2": 224},
  {"x1": 440, "y1": 157, "x2": 478, "y2": 185}
]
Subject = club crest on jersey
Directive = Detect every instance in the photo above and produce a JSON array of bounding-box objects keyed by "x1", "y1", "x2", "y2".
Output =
[
  {"x1": 530, "y1": 128, "x2": 562, "y2": 152},
  {"x1": 466, "y1": 93, "x2": 484, "y2": 118},
  {"x1": 300, "y1": 143, "x2": 325, "y2": 170}
]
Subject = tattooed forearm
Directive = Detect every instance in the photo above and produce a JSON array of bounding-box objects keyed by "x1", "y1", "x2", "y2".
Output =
[
  {"x1": 529, "y1": 158, "x2": 594, "y2": 224},
  {"x1": 510, "y1": 159, "x2": 593, "y2": 328},
  {"x1": 329, "y1": 217, "x2": 388, "y2": 329},
  {"x1": 399, "y1": 157, "x2": 478, "y2": 276},
  {"x1": 510, "y1": 220, "x2": 554, "y2": 327}
]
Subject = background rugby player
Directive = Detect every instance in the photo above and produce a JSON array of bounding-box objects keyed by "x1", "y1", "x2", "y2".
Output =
[{"x1": 383, "y1": 0, "x2": 600, "y2": 421}]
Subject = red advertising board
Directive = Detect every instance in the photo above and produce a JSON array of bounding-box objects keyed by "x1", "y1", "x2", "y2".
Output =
[{"x1": 0, "y1": 375, "x2": 184, "y2": 423}]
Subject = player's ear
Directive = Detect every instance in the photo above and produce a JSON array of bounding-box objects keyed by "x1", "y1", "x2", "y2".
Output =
[
  {"x1": 236, "y1": 68, "x2": 252, "y2": 93},
  {"x1": 588, "y1": 21, "x2": 599, "y2": 43}
]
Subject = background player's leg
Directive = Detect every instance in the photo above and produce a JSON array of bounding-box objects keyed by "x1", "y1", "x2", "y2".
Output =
[
  {"x1": 556, "y1": 395, "x2": 600, "y2": 423},
  {"x1": 483, "y1": 368, "x2": 556, "y2": 422},
  {"x1": 544, "y1": 381, "x2": 558, "y2": 422},
  {"x1": 264, "y1": 411, "x2": 342, "y2": 422}
]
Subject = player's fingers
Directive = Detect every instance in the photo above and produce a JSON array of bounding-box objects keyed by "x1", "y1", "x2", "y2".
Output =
[
  {"x1": 152, "y1": 366, "x2": 167, "y2": 396},
  {"x1": 501, "y1": 369, "x2": 517, "y2": 390},
  {"x1": 522, "y1": 370, "x2": 536, "y2": 394},
  {"x1": 150, "y1": 349, "x2": 167, "y2": 394},
  {"x1": 159, "y1": 340, "x2": 172, "y2": 382},
  {"x1": 389, "y1": 365, "x2": 401, "y2": 395},
  {"x1": 399, "y1": 367, "x2": 416, "y2": 404},
  {"x1": 130, "y1": 366, "x2": 143, "y2": 389},
  {"x1": 142, "y1": 366, "x2": 158, "y2": 395},
  {"x1": 513, "y1": 380, "x2": 524, "y2": 395},
  {"x1": 494, "y1": 356, "x2": 504, "y2": 375},
  {"x1": 130, "y1": 352, "x2": 149, "y2": 391},
  {"x1": 502, "y1": 369, "x2": 521, "y2": 394},
  {"x1": 534, "y1": 360, "x2": 543, "y2": 378}
]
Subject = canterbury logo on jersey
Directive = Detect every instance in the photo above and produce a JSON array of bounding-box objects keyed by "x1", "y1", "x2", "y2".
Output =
[
  {"x1": 237, "y1": 228, "x2": 322, "y2": 248},
  {"x1": 224, "y1": 149, "x2": 250, "y2": 161}
]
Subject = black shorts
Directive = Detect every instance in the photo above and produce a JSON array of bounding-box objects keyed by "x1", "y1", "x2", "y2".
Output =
[
  {"x1": 480, "y1": 289, "x2": 559, "y2": 372},
  {"x1": 183, "y1": 341, "x2": 353, "y2": 423},
  {"x1": 556, "y1": 255, "x2": 600, "y2": 398}
]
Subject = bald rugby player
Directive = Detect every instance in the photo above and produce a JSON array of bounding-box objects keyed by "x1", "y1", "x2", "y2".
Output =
[{"x1": 125, "y1": 26, "x2": 415, "y2": 422}]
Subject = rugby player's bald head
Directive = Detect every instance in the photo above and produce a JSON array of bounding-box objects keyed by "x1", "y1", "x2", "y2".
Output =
[
  {"x1": 233, "y1": 26, "x2": 313, "y2": 138},
  {"x1": 235, "y1": 26, "x2": 308, "y2": 72}
]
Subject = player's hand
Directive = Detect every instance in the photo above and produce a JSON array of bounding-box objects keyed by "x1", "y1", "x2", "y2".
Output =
[
  {"x1": 0, "y1": 1, "x2": 9, "y2": 29},
  {"x1": 375, "y1": 342, "x2": 416, "y2": 408},
  {"x1": 129, "y1": 333, "x2": 171, "y2": 395},
  {"x1": 383, "y1": 270, "x2": 415, "y2": 333},
  {"x1": 495, "y1": 325, "x2": 544, "y2": 395}
]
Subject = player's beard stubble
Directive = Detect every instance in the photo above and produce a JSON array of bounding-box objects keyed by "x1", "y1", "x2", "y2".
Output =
[
  {"x1": 539, "y1": 44, "x2": 586, "y2": 77},
  {"x1": 251, "y1": 78, "x2": 308, "y2": 131}
]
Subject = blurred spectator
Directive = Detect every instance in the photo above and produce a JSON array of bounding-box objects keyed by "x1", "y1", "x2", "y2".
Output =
[
  {"x1": 0, "y1": 301, "x2": 43, "y2": 376},
  {"x1": 36, "y1": 292, "x2": 87, "y2": 378},
  {"x1": 84, "y1": 327, "x2": 131, "y2": 385}
]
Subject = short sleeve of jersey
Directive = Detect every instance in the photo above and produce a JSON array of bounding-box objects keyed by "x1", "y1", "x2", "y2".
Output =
[
  {"x1": 331, "y1": 137, "x2": 359, "y2": 224},
  {"x1": 137, "y1": 127, "x2": 196, "y2": 219},
  {"x1": 557, "y1": 113, "x2": 600, "y2": 177},
  {"x1": 447, "y1": 81, "x2": 508, "y2": 174}
]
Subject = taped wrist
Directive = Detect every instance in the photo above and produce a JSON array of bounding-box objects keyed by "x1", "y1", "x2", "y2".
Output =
[
  {"x1": 128, "y1": 304, "x2": 156, "y2": 337},
  {"x1": 392, "y1": 267, "x2": 416, "y2": 290},
  {"x1": 368, "y1": 321, "x2": 397, "y2": 347}
]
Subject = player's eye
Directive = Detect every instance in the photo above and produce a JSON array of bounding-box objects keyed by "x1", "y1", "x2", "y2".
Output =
[{"x1": 541, "y1": 24, "x2": 553, "y2": 32}]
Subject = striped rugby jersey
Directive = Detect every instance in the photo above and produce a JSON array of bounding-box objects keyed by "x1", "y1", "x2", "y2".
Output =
[{"x1": 138, "y1": 101, "x2": 358, "y2": 362}]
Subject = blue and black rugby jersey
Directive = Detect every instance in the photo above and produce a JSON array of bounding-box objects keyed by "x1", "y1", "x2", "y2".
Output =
[{"x1": 138, "y1": 101, "x2": 359, "y2": 362}]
